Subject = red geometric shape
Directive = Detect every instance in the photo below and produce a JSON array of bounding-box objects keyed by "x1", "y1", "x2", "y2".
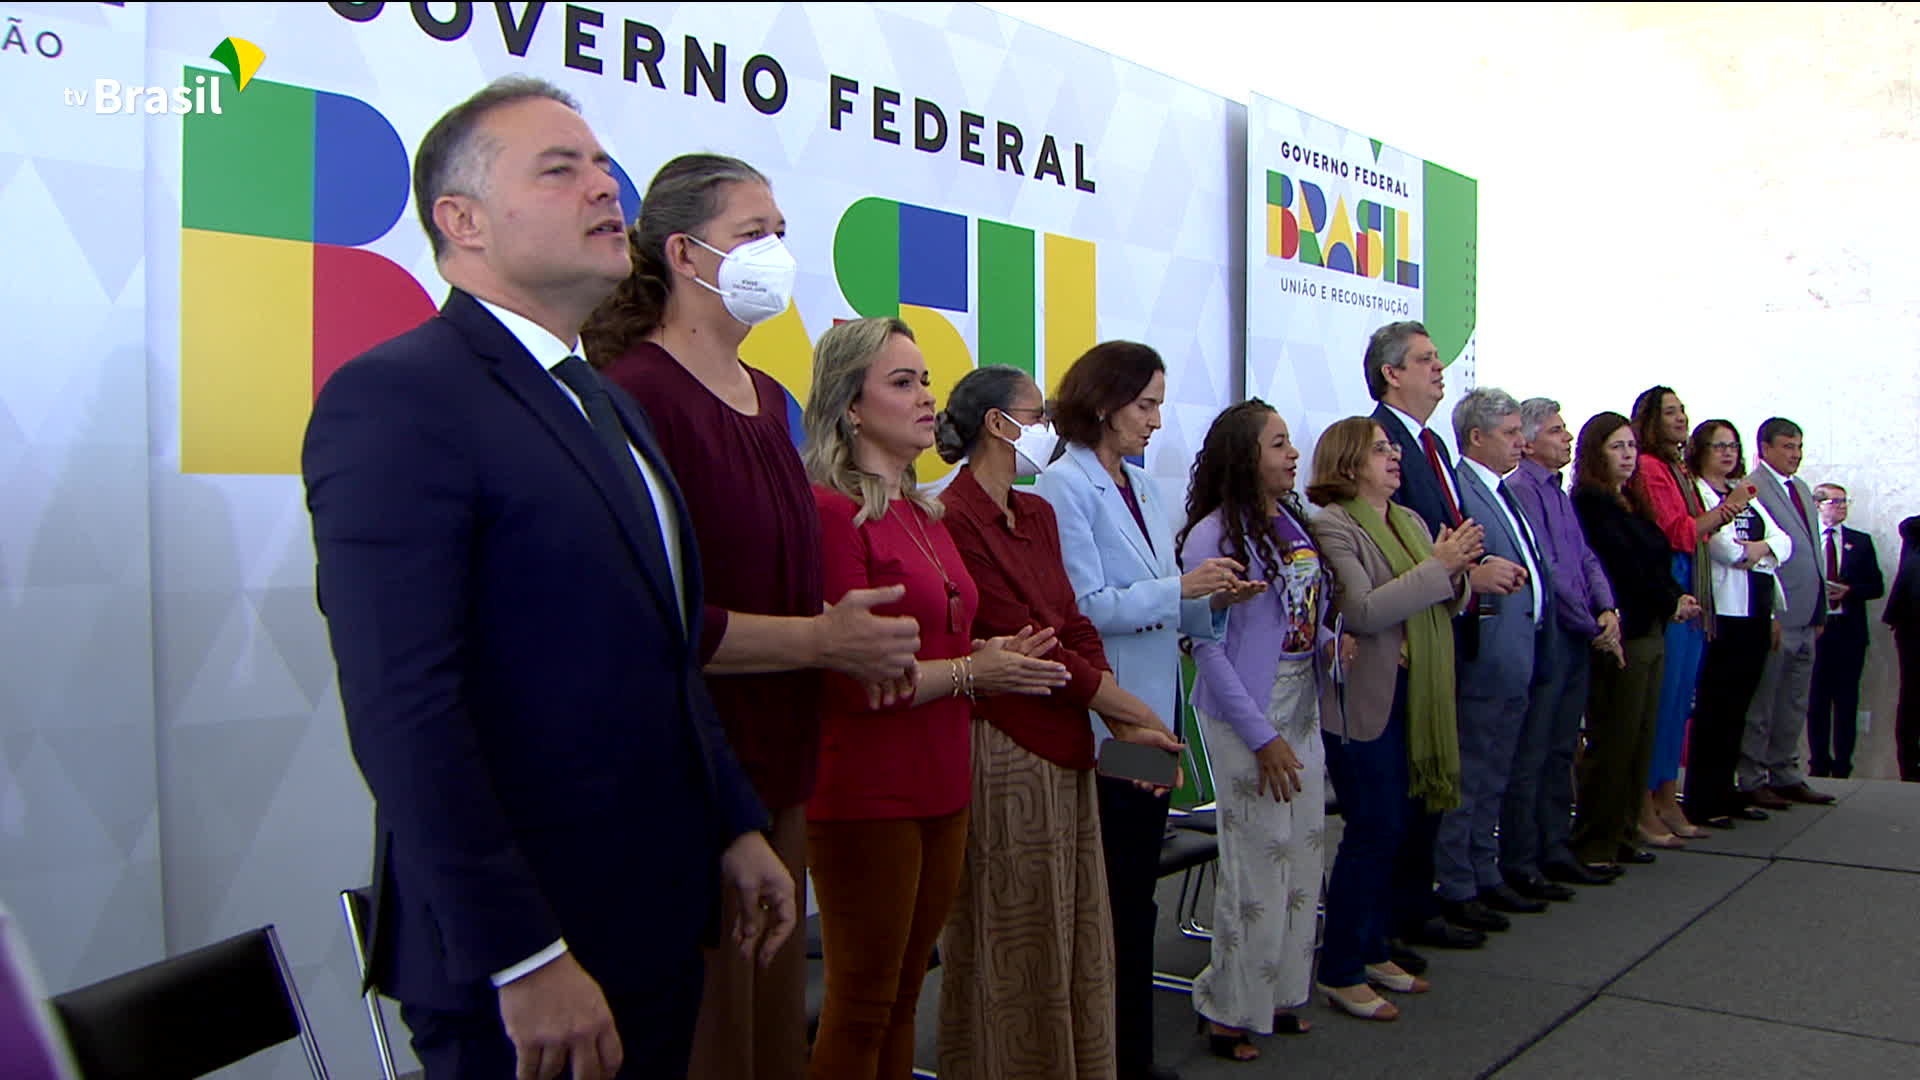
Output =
[
  {"x1": 1280, "y1": 209, "x2": 1300, "y2": 260},
  {"x1": 312, "y1": 243, "x2": 437, "y2": 399}
]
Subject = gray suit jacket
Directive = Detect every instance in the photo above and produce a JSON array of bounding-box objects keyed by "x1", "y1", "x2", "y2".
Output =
[
  {"x1": 1308, "y1": 504, "x2": 1470, "y2": 741},
  {"x1": 1454, "y1": 461, "x2": 1552, "y2": 699},
  {"x1": 1750, "y1": 464, "x2": 1826, "y2": 630}
]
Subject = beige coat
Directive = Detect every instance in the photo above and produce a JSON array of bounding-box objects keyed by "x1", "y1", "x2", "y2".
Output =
[{"x1": 1308, "y1": 503, "x2": 1469, "y2": 741}]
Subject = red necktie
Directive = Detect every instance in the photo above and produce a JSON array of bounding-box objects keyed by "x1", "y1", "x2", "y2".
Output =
[
  {"x1": 1789, "y1": 480, "x2": 1810, "y2": 529},
  {"x1": 1421, "y1": 429, "x2": 1464, "y2": 527}
]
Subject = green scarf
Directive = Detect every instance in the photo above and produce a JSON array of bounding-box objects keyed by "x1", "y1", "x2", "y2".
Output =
[{"x1": 1339, "y1": 498, "x2": 1461, "y2": 812}]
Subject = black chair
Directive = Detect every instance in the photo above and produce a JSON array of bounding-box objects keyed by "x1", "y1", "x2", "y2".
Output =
[
  {"x1": 1151, "y1": 826, "x2": 1220, "y2": 992},
  {"x1": 49, "y1": 925, "x2": 327, "y2": 1080},
  {"x1": 339, "y1": 888, "x2": 402, "y2": 1080}
]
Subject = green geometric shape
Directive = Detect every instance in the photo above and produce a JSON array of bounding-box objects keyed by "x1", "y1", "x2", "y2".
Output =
[
  {"x1": 832, "y1": 197, "x2": 900, "y2": 318},
  {"x1": 182, "y1": 71, "x2": 313, "y2": 241},
  {"x1": 1384, "y1": 204, "x2": 1397, "y2": 279},
  {"x1": 976, "y1": 219, "x2": 1034, "y2": 376},
  {"x1": 1172, "y1": 655, "x2": 1214, "y2": 808},
  {"x1": 1422, "y1": 160, "x2": 1478, "y2": 368},
  {"x1": 1265, "y1": 169, "x2": 1288, "y2": 207},
  {"x1": 1369, "y1": 137, "x2": 1383, "y2": 162},
  {"x1": 1297, "y1": 228, "x2": 1323, "y2": 267},
  {"x1": 209, "y1": 38, "x2": 243, "y2": 85}
]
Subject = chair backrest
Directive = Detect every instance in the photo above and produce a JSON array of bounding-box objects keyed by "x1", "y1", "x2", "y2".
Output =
[{"x1": 49, "y1": 925, "x2": 326, "y2": 1080}]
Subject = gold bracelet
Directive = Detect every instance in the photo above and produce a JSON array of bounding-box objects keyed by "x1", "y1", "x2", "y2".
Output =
[
  {"x1": 948, "y1": 659, "x2": 962, "y2": 698},
  {"x1": 962, "y1": 655, "x2": 976, "y2": 701}
]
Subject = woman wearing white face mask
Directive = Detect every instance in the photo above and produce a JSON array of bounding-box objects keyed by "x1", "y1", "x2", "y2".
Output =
[
  {"x1": 583, "y1": 155, "x2": 924, "y2": 1080},
  {"x1": 932, "y1": 366, "x2": 1182, "y2": 1079}
]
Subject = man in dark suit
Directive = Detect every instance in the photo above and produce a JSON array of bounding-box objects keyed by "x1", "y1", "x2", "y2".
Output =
[
  {"x1": 1361, "y1": 322, "x2": 1526, "y2": 963},
  {"x1": 303, "y1": 78, "x2": 794, "y2": 1079},
  {"x1": 1883, "y1": 516, "x2": 1920, "y2": 781},
  {"x1": 1808, "y1": 483, "x2": 1885, "y2": 778}
]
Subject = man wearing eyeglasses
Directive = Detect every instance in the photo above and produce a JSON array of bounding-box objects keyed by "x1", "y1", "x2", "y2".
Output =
[{"x1": 1807, "y1": 484, "x2": 1884, "y2": 778}]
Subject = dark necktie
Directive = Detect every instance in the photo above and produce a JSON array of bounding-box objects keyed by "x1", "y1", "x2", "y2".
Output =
[
  {"x1": 1498, "y1": 480, "x2": 1544, "y2": 620},
  {"x1": 552, "y1": 356, "x2": 675, "y2": 604},
  {"x1": 1421, "y1": 429, "x2": 1464, "y2": 527},
  {"x1": 1827, "y1": 528, "x2": 1842, "y2": 613},
  {"x1": 1788, "y1": 479, "x2": 1810, "y2": 530}
]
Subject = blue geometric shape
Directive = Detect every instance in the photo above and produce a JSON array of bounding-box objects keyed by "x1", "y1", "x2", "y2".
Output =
[
  {"x1": 1301, "y1": 182, "x2": 1327, "y2": 233},
  {"x1": 897, "y1": 202, "x2": 968, "y2": 311},
  {"x1": 312, "y1": 90, "x2": 410, "y2": 247},
  {"x1": 1325, "y1": 243, "x2": 1355, "y2": 274},
  {"x1": 1397, "y1": 261, "x2": 1420, "y2": 289},
  {"x1": 781, "y1": 383, "x2": 804, "y2": 450}
]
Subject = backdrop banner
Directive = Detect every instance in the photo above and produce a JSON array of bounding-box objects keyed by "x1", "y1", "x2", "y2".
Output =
[
  {"x1": 134, "y1": 2, "x2": 1235, "y2": 1072},
  {"x1": 1246, "y1": 91, "x2": 1477, "y2": 456}
]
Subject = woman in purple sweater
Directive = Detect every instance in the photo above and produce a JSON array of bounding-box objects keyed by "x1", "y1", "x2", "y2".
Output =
[{"x1": 1175, "y1": 401, "x2": 1350, "y2": 1062}]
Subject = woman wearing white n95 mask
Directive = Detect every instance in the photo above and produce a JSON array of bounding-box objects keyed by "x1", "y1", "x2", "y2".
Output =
[{"x1": 583, "y1": 155, "x2": 921, "y2": 1080}]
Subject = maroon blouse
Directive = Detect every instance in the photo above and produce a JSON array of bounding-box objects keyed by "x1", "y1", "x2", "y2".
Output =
[{"x1": 600, "y1": 342, "x2": 824, "y2": 811}]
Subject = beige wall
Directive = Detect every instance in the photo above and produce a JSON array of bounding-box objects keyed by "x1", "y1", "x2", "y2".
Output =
[{"x1": 989, "y1": 1, "x2": 1920, "y2": 776}]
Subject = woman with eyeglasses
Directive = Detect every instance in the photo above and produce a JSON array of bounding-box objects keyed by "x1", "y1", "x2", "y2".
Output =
[
  {"x1": 1304, "y1": 418, "x2": 1478, "y2": 1023},
  {"x1": 931, "y1": 365, "x2": 1182, "y2": 1080},
  {"x1": 1571, "y1": 413, "x2": 1701, "y2": 874},
  {"x1": 801, "y1": 319, "x2": 1072, "y2": 1080},
  {"x1": 1682, "y1": 420, "x2": 1788, "y2": 829}
]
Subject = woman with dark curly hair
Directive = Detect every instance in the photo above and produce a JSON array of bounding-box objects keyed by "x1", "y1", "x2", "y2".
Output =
[{"x1": 1177, "y1": 401, "x2": 1348, "y2": 1061}]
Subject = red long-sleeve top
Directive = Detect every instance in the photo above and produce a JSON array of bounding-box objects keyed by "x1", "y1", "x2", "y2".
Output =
[
  {"x1": 940, "y1": 467, "x2": 1110, "y2": 770},
  {"x1": 809, "y1": 486, "x2": 979, "y2": 822}
]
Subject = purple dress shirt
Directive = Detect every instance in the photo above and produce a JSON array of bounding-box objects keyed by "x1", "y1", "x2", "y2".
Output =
[{"x1": 1506, "y1": 458, "x2": 1616, "y2": 638}]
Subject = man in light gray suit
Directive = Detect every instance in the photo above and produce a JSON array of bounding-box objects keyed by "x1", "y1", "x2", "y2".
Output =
[
  {"x1": 1740, "y1": 417, "x2": 1838, "y2": 807},
  {"x1": 1434, "y1": 388, "x2": 1556, "y2": 933}
]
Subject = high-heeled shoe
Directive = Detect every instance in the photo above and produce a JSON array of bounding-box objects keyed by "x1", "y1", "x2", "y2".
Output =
[
  {"x1": 1658, "y1": 809, "x2": 1710, "y2": 839},
  {"x1": 1195, "y1": 1014, "x2": 1259, "y2": 1061},
  {"x1": 1637, "y1": 827, "x2": 1686, "y2": 849},
  {"x1": 1317, "y1": 982, "x2": 1400, "y2": 1021},
  {"x1": 1365, "y1": 963, "x2": 1431, "y2": 993}
]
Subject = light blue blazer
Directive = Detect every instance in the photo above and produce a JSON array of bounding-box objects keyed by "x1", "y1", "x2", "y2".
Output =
[{"x1": 1034, "y1": 442, "x2": 1226, "y2": 742}]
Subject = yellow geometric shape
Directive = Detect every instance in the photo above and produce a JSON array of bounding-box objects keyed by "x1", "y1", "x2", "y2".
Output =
[
  {"x1": 739, "y1": 301, "x2": 813, "y2": 406},
  {"x1": 898, "y1": 304, "x2": 974, "y2": 485},
  {"x1": 211, "y1": 37, "x2": 266, "y2": 92},
  {"x1": 1397, "y1": 209, "x2": 1413, "y2": 264},
  {"x1": 1325, "y1": 195, "x2": 1356, "y2": 261},
  {"x1": 1266, "y1": 204, "x2": 1286, "y2": 258},
  {"x1": 181, "y1": 229, "x2": 312, "y2": 474},
  {"x1": 1042, "y1": 232, "x2": 1096, "y2": 398}
]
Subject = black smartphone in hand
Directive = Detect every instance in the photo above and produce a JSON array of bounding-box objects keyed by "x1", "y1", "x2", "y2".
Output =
[{"x1": 1096, "y1": 738, "x2": 1179, "y2": 789}]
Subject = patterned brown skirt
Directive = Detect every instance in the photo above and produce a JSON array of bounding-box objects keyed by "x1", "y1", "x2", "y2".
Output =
[{"x1": 936, "y1": 718, "x2": 1117, "y2": 1079}]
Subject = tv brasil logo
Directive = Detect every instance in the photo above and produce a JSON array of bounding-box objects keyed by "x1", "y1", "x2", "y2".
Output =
[{"x1": 67, "y1": 36, "x2": 264, "y2": 114}]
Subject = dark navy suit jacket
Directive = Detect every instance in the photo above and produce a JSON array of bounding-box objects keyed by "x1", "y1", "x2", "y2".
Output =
[
  {"x1": 303, "y1": 289, "x2": 767, "y2": 1011},
  {"x1": 1820, "y1": 524, "x2": 1884, "y2": 640}
]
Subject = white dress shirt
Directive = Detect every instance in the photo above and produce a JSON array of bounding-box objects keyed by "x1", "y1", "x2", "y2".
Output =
[
  {"x1": 475, "y1": 298, "x2": 689, "y2": 987},
  {"x1": 1462, "y1": 455, "x2": 1545, "y2": 625}
]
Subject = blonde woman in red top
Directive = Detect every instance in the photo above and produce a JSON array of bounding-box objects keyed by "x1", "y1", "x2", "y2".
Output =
[{"x1": 802, "y1": 318, "x2": 1071, "y2": 1080}]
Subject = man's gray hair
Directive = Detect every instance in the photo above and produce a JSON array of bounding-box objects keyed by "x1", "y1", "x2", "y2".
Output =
[
  {"x1": 1452, "y1": 387, "x2": 1523, "y2": 450},
  {"x1": 1518, "y1": 397, "x2": 1562, "y2": 443}
]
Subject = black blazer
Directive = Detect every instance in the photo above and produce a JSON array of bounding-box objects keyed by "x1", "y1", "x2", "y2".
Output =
[
  {"x1": 303, "y1": 290, "x2": 767, "y2": 1011},
  {"x1": 1884, "y1": 516, "x2": 1920, "y2": 631},
  {"x1": 1572, "y1": 487, "x2": 1683, "y2": 641},
  {"x1": 1816, "y1": 524, "x2": 1884, "y2": 634}
]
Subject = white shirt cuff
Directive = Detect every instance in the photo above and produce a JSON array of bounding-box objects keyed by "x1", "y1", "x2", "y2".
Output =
[{"x1": 491, "y1": 939, "x2": 568, "y2": 987}]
